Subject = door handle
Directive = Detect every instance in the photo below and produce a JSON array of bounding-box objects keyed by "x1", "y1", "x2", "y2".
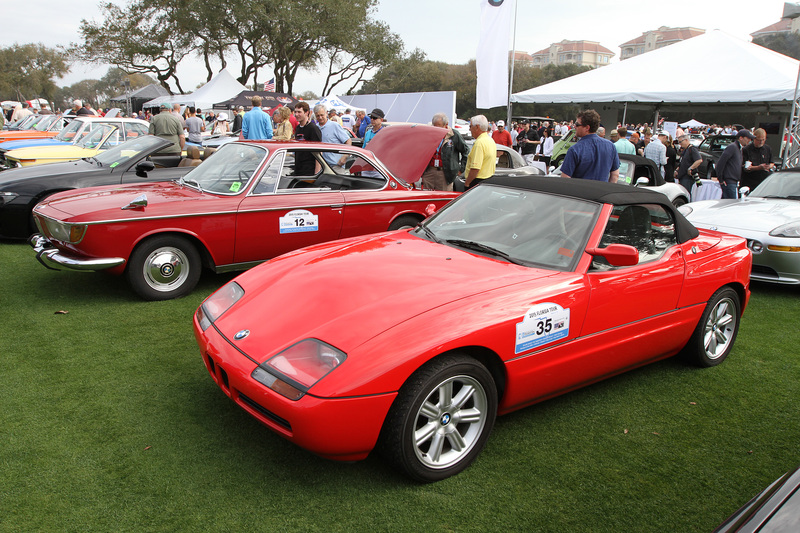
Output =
[{"x1": 330, "y1": 204, "x2": 344, "y2": 208}]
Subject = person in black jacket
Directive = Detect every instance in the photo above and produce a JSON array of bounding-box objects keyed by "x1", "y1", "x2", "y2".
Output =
[
  {"x1": 421, "y1": 112, "x2": 469, "y2": 191},
  {"x1": 661, "y1": 132, "x2": 678, "y2": 182}
]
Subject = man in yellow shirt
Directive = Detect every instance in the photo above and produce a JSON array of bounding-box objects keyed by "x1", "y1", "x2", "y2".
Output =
[{"x1": 465, "y1": 115, "x2": 497, "y2": 188}]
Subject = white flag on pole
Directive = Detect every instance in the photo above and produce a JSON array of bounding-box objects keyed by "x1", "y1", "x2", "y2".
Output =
[{"x1": 476, "y1": 0, "x2": 515, "y2": 109}]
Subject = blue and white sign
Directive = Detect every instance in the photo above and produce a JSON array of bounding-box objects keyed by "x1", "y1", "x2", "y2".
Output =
[
  {"x1": 279, "y1": 209, "x2": 319, "y2": 234},
  {"x1": 515, "y1": 302, "x2": 570, "y2": 354}
]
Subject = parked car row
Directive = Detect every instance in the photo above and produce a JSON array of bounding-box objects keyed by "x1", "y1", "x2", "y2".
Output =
[{"x1": 5, "y1": 120, "x2": 800, "y2": 495}]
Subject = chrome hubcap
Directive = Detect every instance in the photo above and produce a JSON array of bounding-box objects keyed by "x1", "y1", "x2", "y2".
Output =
[
  {"x1": 703, "y1": 297, "x2": 736, "y2": 360},
  {"x1": 143, "y1": 247, "x2": 190, "y2": 292},
  {"x1": 413, "y1": 375, "x2": 488, "y2": 469}
]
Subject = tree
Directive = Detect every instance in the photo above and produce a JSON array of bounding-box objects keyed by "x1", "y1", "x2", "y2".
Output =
[
  {"x1": 75, "y1": 1, "x2": 194, "y2": 94},
  {"x1": 0, "y1": 43, "x2": 70, "y2": 102},
  {"x1": 754, "y1": 32, "x2": 800, "y2": 60},
  {"x1": 319, "y1": 19, "x2": 403, "y2": 96}
]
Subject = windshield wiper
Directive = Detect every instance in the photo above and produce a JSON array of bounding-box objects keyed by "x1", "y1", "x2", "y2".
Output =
[
  {"x1": 182, "y1": 177, "x2": 204, "y2": 193},
  {"x1": 416, "y1": 223, "x2": 440, "y2": 243},
  {"x1": 443, "y1": 239, "x2": 524, "y2": 265}
]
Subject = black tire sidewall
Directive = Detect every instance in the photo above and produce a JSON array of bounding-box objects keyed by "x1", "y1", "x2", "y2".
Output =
[
  {"x1": 126, "y1": 235, "x2": 201, "y2": 301},
  {"x1": 383, "y1": 355, "x2": 498, "y2": 482},
  {"x1": 388, "y1": 215, "x2": 420, "y2": 231},
  {"x1": 685, "y1": 287, "x2": 740, "y2": 367}
]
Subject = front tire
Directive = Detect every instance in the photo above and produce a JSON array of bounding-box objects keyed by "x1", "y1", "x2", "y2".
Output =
[
  {"x1": 683, "y1": 287, "x2": 740, "y2": 367},
  {"x1": 379, "y1": 354, "x2": 497, "y2": 482},
  {"x1": 126, "y1": 235, "x2": 201, "y2": 301}
]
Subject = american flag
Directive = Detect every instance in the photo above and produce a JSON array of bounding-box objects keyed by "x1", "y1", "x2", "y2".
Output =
[{"x1": 264, "y1": 78, "x2": 275, "y2": 92}]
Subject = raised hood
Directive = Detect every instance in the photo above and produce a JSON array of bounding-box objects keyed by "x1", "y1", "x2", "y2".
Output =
[
  {"x1": 689, "y1": 197, "x2": 800, "y2": 233},
  {"x1": 365, "y1": 124, "x2": 447, "y2": 183},
  {"x1": 214, "y1": 231, "x2": 560, "y2": 359},
  {"x1": 35, "y1": 181, "x2": 219, "y2": 223}
]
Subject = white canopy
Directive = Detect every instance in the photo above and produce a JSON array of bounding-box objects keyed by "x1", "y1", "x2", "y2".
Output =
[
  {"x1": 512, "y1": 30, "x2": 800, "y2": 105},
  {"x1": 679, "y1": 119, "x2": 708, "y2": 128},
  {"x1": 312, "y1": 95, "x2": 365, "y2": 113},
  {"x1": 143, "y1": 69, "x2": 248, "y2": 111}
]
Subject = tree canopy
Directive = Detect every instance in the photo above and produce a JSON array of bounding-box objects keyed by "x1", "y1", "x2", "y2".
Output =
[
  {"x1": 75, "y1": 0, "x2": 402, "y2": 96},
  {"x1": 0, "y1": 43, "x2": 70, "y2": 102}
]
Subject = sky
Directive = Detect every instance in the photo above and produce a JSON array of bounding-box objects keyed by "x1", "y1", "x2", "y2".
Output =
[{"x1": 0, "y1": 0, "x2": 791, "y2": 97}]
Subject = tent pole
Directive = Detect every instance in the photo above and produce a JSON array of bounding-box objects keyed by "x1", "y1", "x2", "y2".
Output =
[
  {"x1": 506, "y1": 0, "x2": 518, "y2": 127},
  {"x1": 783, "y1": 60, "x2": 800, "y2": 168},
  {"x1": 653, "y1": 108, "x2": 660, "y2": 133},
  {"x1": 622, "y1": 102, "x2": 628, "y2": 126}
]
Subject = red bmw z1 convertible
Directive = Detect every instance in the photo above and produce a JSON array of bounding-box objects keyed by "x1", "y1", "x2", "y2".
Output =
[{"x1": 194, "y1": 176, "x2": 752, "y2": 482}]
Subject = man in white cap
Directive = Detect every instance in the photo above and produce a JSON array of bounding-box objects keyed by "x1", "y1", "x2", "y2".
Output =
[
  {"x1": 643, "y1": 131, "x2": 668, "y2": 177},
  {"x1": 491, "y1": 119, "x2": 512, "y2": 147}
]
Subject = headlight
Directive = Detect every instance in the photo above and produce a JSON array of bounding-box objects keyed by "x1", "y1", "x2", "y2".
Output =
[
  {"x1": 677, "y1": 205, "x2": 693, "y2": 216},
  {"x1": 39, "y1": 217, "x2": 87, "y2": 243},
  {"x1": 770, "y1": 222, "x2": 800, "y2": 237},
  {"x1": 196, "y1": 281, "x2": 244, "y2": 331},
  {"x1": 0, "y1": 191, "x2": 19, "y2": 205},
  {"x1": 251, "y1": 339, "x2": 347, "y2": 400}
]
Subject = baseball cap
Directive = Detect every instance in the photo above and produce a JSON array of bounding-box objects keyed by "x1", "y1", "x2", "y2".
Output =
[
  {"x1": 738, "y1": 129, "x2": 755, "y2": 140},
  {"x1": 369, "y1": 108, "x2": 385, "y2": 119},
  {"x1": 497, "y1": 120, "x2": 505, "y2": 127}
]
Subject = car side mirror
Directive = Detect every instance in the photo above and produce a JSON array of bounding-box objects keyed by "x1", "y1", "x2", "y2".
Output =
[
  {"x1": 635, "y1": 177, "x2": 649, "y2": 187},
  {"x1": 585, "y1": 244, "x2": 639, "y2": 266},
  {"x1": 135, "y1": 160, "x2": 155, "y2": 177},
  {"x1": 424, "y1": 203, "x2": 437, "y2": 217}
]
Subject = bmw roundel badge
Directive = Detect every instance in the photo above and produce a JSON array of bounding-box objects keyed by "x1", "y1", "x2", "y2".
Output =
[{"x1": 234, "y1": 329, "x2": 250, "y2": 340}]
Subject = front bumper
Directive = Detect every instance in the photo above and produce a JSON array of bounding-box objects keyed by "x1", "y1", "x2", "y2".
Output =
[
  {"x1": 29, "y1": 234, "x2": 126, "y2": 271},
  {"x1": 194, "y1": 317, "x2": 397, "y2": 461}
]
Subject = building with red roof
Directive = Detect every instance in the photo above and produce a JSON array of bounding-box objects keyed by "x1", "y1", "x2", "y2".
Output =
[{"x1": 619, "y1": 26, "x2": 705, "y2": 60}]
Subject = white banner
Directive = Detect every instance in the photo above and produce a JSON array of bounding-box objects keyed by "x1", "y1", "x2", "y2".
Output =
[{"x1": 476, "y1": 0, "x2": 515, "y2": 109}]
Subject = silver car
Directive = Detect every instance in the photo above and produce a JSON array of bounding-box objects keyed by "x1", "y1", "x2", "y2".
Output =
[{"x1": 680, "y1": 170, "x2": 800, "y2": 284}]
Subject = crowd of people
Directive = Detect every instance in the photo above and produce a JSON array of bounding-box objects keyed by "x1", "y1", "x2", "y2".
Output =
[{"x1": 5, "y1": 95, "x2": 775, "y2": 198}]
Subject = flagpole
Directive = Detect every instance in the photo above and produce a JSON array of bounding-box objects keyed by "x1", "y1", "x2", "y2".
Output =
[{"x1": 506, "y1": 0, "x2": 518, "y2": 127}]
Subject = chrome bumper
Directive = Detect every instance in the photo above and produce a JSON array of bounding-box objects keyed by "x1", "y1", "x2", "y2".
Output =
[{"x1": 29, "y1": 234, "x2": 126, "y2": 271}]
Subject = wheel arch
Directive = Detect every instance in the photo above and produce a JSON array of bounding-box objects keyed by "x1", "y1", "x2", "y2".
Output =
[
  {"x1": 387, "y1": 211, "x2": 424, "y2": 230},
  {"x1": 127, "y1": 230, "x2": 216, "y2": 272}
]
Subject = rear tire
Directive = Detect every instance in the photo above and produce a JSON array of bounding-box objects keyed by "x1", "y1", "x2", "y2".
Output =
[
  {"x1": 379, "y1": 354, "x2": 497, "y2": 482},
  {"x1": 126, "y1": 235, "x2": 201, "y2": 301},
  {"x1": 683, "y1": 287, "x2": 740, "y2": 367}
]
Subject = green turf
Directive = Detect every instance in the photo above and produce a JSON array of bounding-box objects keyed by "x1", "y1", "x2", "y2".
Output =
[{"x1": 1, "y1": 241, "x2": 799, "y2": 532}]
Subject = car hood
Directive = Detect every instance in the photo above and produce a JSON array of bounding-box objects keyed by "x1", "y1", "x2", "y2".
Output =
[
  {"x1": 0, "y1": 138, "x2": 66, "y2": 152},
  {"x1": 365, "y1": 124, "x2": 447, "y2": 183},
  {"x1": 0, "y1": 131, "x2": 55, "y2": 142},
  {"x1": 35, "y1": 181, "x2": 213, "y2": 222},
  {"x1": 213, "y1": 231, "x2": 560, "y2": 361},
  {"x1": 5, "y1": 145, "x2": 99, "y2": 161},
  {"x1": 0, "y1": 158, "x2": 100, "y2": 187},
  {"x1": 686, "y1": 197, "x2": 800, "y2": 232}
]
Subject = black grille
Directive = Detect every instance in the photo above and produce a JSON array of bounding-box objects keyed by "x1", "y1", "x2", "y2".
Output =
[
  {"x1": 238, "y1": 393, "x2": 292, "y2": 431},
  {"x1": 752, "y1": 264, "x2": 779, "y2": 278}
]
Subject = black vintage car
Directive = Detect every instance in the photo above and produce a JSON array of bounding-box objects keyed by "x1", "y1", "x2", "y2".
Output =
[
  {"x1": 0, "y1": 136, "x2": 201, "y2": 240},
  {"x1": 714, "y1": 464, "x2": 800, "y2": 532},
  {"x1": 696, "y1": 134, "x2": 737, "y2": 179}
]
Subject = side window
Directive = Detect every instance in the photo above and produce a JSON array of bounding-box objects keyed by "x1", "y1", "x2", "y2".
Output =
[
  {"x1": 252, "y1": 152, "x2": 284, "y2": 195},
  {"x1": 275, "y1": 149, "x2": 385, "y2": 191},
  {"x1": 125, "y1": 123, "x2": 147, "y2": 139},
  {"x1": 597, "y1": 204, "x2": 677, "y2": 267}
]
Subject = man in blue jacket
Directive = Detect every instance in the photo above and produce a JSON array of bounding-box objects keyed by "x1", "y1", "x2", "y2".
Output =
[
  {"x1": 715, "y1": 129, "x2": 755, "y2": 199},
  {"x1": 242, "y1": 96, "x2": 273, "y2": 140}
]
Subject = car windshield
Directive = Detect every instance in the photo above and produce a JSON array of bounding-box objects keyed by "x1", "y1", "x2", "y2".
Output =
[
  {"x1": 751, "y1": 172, "x2": 800, "y2": 199},
  {"x1": 417, "y1": 184, "x2": 601, "y2": 270},
  {"x1": 32, "y1": 115, "x2": 57, "y2": 131},
  {"x1": 181, "y1": 142, "x2": 268, "y2": 194},
  {"x1": 17, "y1": 115, "x2": 38, "y2": 130},
  {"x1": 699, "y1": 136, "x2": 734, "y2": 153},
  {"x1": 53, "y1": 120, "x2": 84, "y2": 142},
  {"x1": 76, "y1": 125, "x2": 118, "y2": 149},
  {"x1": 94, "y1": 136, "x2": 167, "y2": 167}
]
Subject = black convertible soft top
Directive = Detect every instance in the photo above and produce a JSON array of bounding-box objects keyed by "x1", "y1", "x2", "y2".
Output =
[{"x1": 484, "y1": 175, "x2": 700, "y2": 243}]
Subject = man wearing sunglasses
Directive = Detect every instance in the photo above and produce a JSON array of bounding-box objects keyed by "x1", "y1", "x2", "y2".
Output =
[{"x1": 560, "y1": 109, "x2": 619, "y2": 183}]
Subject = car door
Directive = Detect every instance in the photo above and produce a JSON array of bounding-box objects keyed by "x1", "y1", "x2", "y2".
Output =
[
  {"x1": 233, "y1": 149, "x2": 345, "y2": 265},
  {"x1": 580, "y1": 202, "x2": 686, "y2": 368}
]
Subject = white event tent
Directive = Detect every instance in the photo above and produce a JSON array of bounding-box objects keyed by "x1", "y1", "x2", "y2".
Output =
[
  {"x1": 511, "y1": 30, "x2": 800, "y2": 115},
  {"x1": 143, "y1": 69, "x2": 248, "y2": 111}
]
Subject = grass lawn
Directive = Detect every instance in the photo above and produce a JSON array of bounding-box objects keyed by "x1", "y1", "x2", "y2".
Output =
[{"x1": 1, "y1": 240, "x2": 799, "y2": 532}]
